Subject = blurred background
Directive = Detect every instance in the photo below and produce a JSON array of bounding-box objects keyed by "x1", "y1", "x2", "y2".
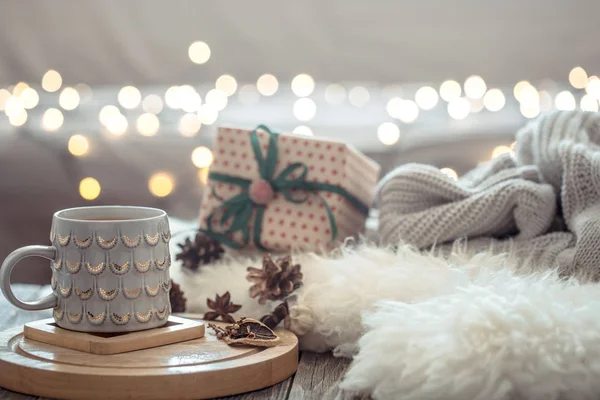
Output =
[{"x1": 1, "y1": 0, "x2": 600, "y2": 282}]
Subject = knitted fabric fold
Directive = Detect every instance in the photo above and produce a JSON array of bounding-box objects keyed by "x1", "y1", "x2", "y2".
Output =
[{"x1": 378, "y1": 111, "x2": 600, "y2": 277}]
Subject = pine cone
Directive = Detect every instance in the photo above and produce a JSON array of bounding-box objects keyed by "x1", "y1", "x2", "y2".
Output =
[
  {"x1": 169, "y1": 280, "x2": 187, "y2": 313},
  {"x1": 247, "y1": 254, "x2": 303, "y2": 304},
  {"x1": 175, "y1": 232, "x2": 224, "y2": 272}
]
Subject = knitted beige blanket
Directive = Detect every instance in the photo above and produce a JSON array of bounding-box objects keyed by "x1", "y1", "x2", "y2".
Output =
[{"x1": 379, "y1": 111, "x2": 600, "y2": 278}]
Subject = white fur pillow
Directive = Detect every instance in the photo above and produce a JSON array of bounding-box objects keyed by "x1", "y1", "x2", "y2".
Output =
[{"x1": 341, "y1": 269, "x2": 600, "y2": 400}]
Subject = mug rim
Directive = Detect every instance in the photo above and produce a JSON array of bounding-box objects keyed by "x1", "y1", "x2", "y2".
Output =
[{"x1": 54, "y1": 206, "x2": 167, "y2": 223}]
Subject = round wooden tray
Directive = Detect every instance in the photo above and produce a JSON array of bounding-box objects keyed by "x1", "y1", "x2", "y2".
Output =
[{"x1": 0, "y1": 321, "x2": 298, "y2": 400}]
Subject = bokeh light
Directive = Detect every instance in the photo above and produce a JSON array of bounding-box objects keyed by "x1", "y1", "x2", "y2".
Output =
[
  {"x1": 142, "y1": 94, "x2": 164, "y2": 114},
  {"x1": 555, "y1": 91, "x2": 576, "y2": 111},
  {"x1": 586, "y1": 76, "x2": 600, "y2": 99},
  {"x1": 79, "y1": 177, "x2": 101, "y2": 200},
  {"x1": 569, "y1": 67, "x2": 588, "y2": 89},
  {"x1": 520, "y1": 102, "x2": 540, "y2": 119},
  {"x1": 68, "y1": 134, "x2": 89, "y2": 156},
  {"x1": 9, "y1": 109, "x2": 27, "y2": 127},
  {"x1": 293, "y1": 125, "x2": 313, "y2": 136},
  {"x1": 348, "y1": 86, "x2": 370, "y2": 108},
  {"x1": 293, "y1": 98, "x2": 317, "y2": 121},
  {"x1": 42, "y1": 70, "x2": 62, "y2": 92},
  {"x1": 440, "y1": 168, "x2": 458, "y2": 180},
  {"x1": 205, "y1": 89, "x2": 228, "y2": 111},
  {"x1": 42, "y1": 108, "x2": 64, "y2": 131},
  {"x1": 136, "y1": 113, "x2": 160, "y2": 136},
  {"x1": 148, "y1": 173, "x2": 174, "y2": 197},
  {"x1": 165, "y1": 86, "x2": 181, "y2": 109},
  {"x1": 291, "y1": 74, "x2": 315, "y2": 97},
  {"x1": 12, "y1": 82, "x2": 29, "y2": 97},
  {"x1": 191, "y1": 146, "x2": 214, "y2": 168},
  {"x1": 492, "y1": 145, "x2": 513, "y2": 159},
  {"x1": 105, "y1": 113, "x2": 128, "y2": 136},
  {"x1": 439, "y1": 80, "x2": 462, "y2": 101},
  {"x1": 580, "y1": 94, "x2": 599, "y2": 112},
  {"x1": 188, "y1": 41, "x2": 211, "y2": 64},
  {"x1": 324, "y1": 84, "x2": 346, "y2": 105},
  {"x1": 59, "y1": 87, "x2": 80, "y2": 110},
  {"x1": 197, "y1": 104, "x2": 218, "y2": 125},
  {"x1": 0, "y1": 89, "x2": 10, "y2": 111},
  {"x1": 19, "y1": 87, "x2": 39, "y2": 109},
  {"x1": 178, "y1": 113, "x2": 202, "y2": 137},
  {"x1": 215, "y1": 74, "x2": 238, "y2": 96},
  {"x1": 483, "y1": 89, "x2": 505, "y2": 112},
  {"x1": 415, "y1": 86, "x2": 439, "y2": 110},
  {"x1": 377, "y1": 122, "x2": 400, "y2": 145},
  {"x1": 464, "y1": 75, "x2": 487, "y2": 99},
  {"x1": 257, "y1": 74, "x2": 278, "y2": 96},
  {"x1": 447, "y1": 98, "x2": 470, "y2": 120},
  {"x1": 118, "y1": 86, "x2": 141, "y2": 109},
  {"x1": 178, "y1": 85, "x2": 202, "y2": 113},
  {"x1": 238, "y1": 84, "x2": 260, "y2": 105},
  {"x1": 98, "y1": 105, "x2": 121, "y2": 125},
  {"x1": 513, "y1": 81, "x2": 530, "y2": 101}
]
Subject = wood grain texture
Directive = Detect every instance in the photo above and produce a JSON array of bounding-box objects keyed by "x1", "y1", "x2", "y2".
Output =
[
  {"x1": 0, "y1": 321, "x2": 297, "y2": 399},
  {"x1": 287, "y1": 352, "x2": 364, "y2": 400},
  {"x1": 23, "y1": 316, "x2": 205, "y2": 354}
]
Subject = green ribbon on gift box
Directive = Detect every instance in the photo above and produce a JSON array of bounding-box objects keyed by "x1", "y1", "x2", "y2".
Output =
[{"x1": 202, "y1": 125, "x2": 369, "y2": 251}]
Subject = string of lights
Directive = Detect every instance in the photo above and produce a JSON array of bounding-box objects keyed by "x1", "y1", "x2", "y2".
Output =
[{"x1": 1, "y1": 40, "x2": 598, "y2": 202}]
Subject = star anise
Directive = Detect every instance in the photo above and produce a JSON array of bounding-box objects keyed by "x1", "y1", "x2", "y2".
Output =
[
  {"x1": 203, "y1": 291, "x2": 241, "y2": 323},
  {"x1": 246, "y1": 254, "x2": 303, "y2": 304}
]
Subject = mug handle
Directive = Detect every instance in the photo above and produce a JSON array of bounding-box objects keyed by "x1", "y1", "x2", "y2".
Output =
[{"x1": 0, "y1": 245, "x2": 58, "y2": 311}]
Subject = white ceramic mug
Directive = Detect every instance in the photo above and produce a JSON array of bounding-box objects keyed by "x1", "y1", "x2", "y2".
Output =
[{"x1": 0, "y1": 206, "x2": 172, "y2": 332}]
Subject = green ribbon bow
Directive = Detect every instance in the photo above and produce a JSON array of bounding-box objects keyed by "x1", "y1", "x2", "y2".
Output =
[{"x1": 202, "y1": 125, "x2": 369, "y2": 251}]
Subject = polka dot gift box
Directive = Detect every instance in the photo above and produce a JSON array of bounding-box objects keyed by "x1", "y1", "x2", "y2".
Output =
[{"x1": 198, "y1": 125, "x2": 380, "y2": 252}]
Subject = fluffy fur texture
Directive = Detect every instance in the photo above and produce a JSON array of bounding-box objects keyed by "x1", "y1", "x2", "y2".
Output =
[
  {"x1": 171, "y1": 220, "x2": 600, "y2": 399},
  {"x1": 171, "y1": 221, "x2": 520, "y2": 354},
  {"x1": 341, "y1": 269, "x2": 600, "y2": 400}
]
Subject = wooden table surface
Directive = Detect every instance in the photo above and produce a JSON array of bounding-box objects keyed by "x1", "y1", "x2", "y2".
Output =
[{"x1": 0, "y1": 285, "x2": 362, "y2": 400}]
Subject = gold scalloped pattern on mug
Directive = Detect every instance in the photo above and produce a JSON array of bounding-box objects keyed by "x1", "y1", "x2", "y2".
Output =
[
  {"x1": 59, "y1": 283, "x2": 72, "y2": 298},
  {"x1": 123, "y1": 287, "x2": 142, "y2": 299},
  {"x1": 86, "y1": 311, "x2": 106, "y2": 325},
  {"x1": 109, "y1": 261, "x2": 130, "y2": 275},
  {"x1": 52, "y1": 259, "x2": 62, "y2": 271},
  {"x1": 53, "y1": 307, "x2": 64, "y2": 321},
  {"x1": 51, "y1": 276, "x2": 57, "y2": 290},
  {"x1": 161, "y1": 230, "x2": 171, "y2": 243},
  {"x1": 144, "y1": 232, "x2": 160, "y2": 246},
  {"x1": 145, "y1": 283, "x2": 160, "y2": 297},
  {"x1": 110, "y1": 312, "x2": 131, "y2": 325},
  {"x1": 66, "y1": 260, "x2": 82, "y2": 274},
  {"x1": 67, "y1": 310, "x2": 83, "y2": 324},
  {"x1": 56, "y1": 233, "x2": 70, "y2": 247},
  {"x1": 73, "y1": 236, "x2": 93, "y2": 249},
  {"x1": 75, "y1": 287, "x2": 93, "y2": 300},
  {"x1": 162, "y1": 280, "x2": 172, "y2": 293},
  {"x1": 134, "y1": 260, "x2": 151, "y2": 273},
  {"x1": 135, "y1": 310, "x2": 153, "y2": 323},
  {"x1": 86, "y1": 262, "x2": 106, "y2": 275},
  {"x1": 155, "y1": 257, "x2": 168, "y2": 270},
  {"x1": 97, "y1": 236, "x2": 118, "y2": 250},
  {"x1": 155, "y1": 306, "x2": 168, "y2": 320},
  {"x1": 98, "y1": 287, "x2": 119, "y2": 301},
  {"x1": 121, "y1": 234, "x2": 141, "y2": 248}
]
